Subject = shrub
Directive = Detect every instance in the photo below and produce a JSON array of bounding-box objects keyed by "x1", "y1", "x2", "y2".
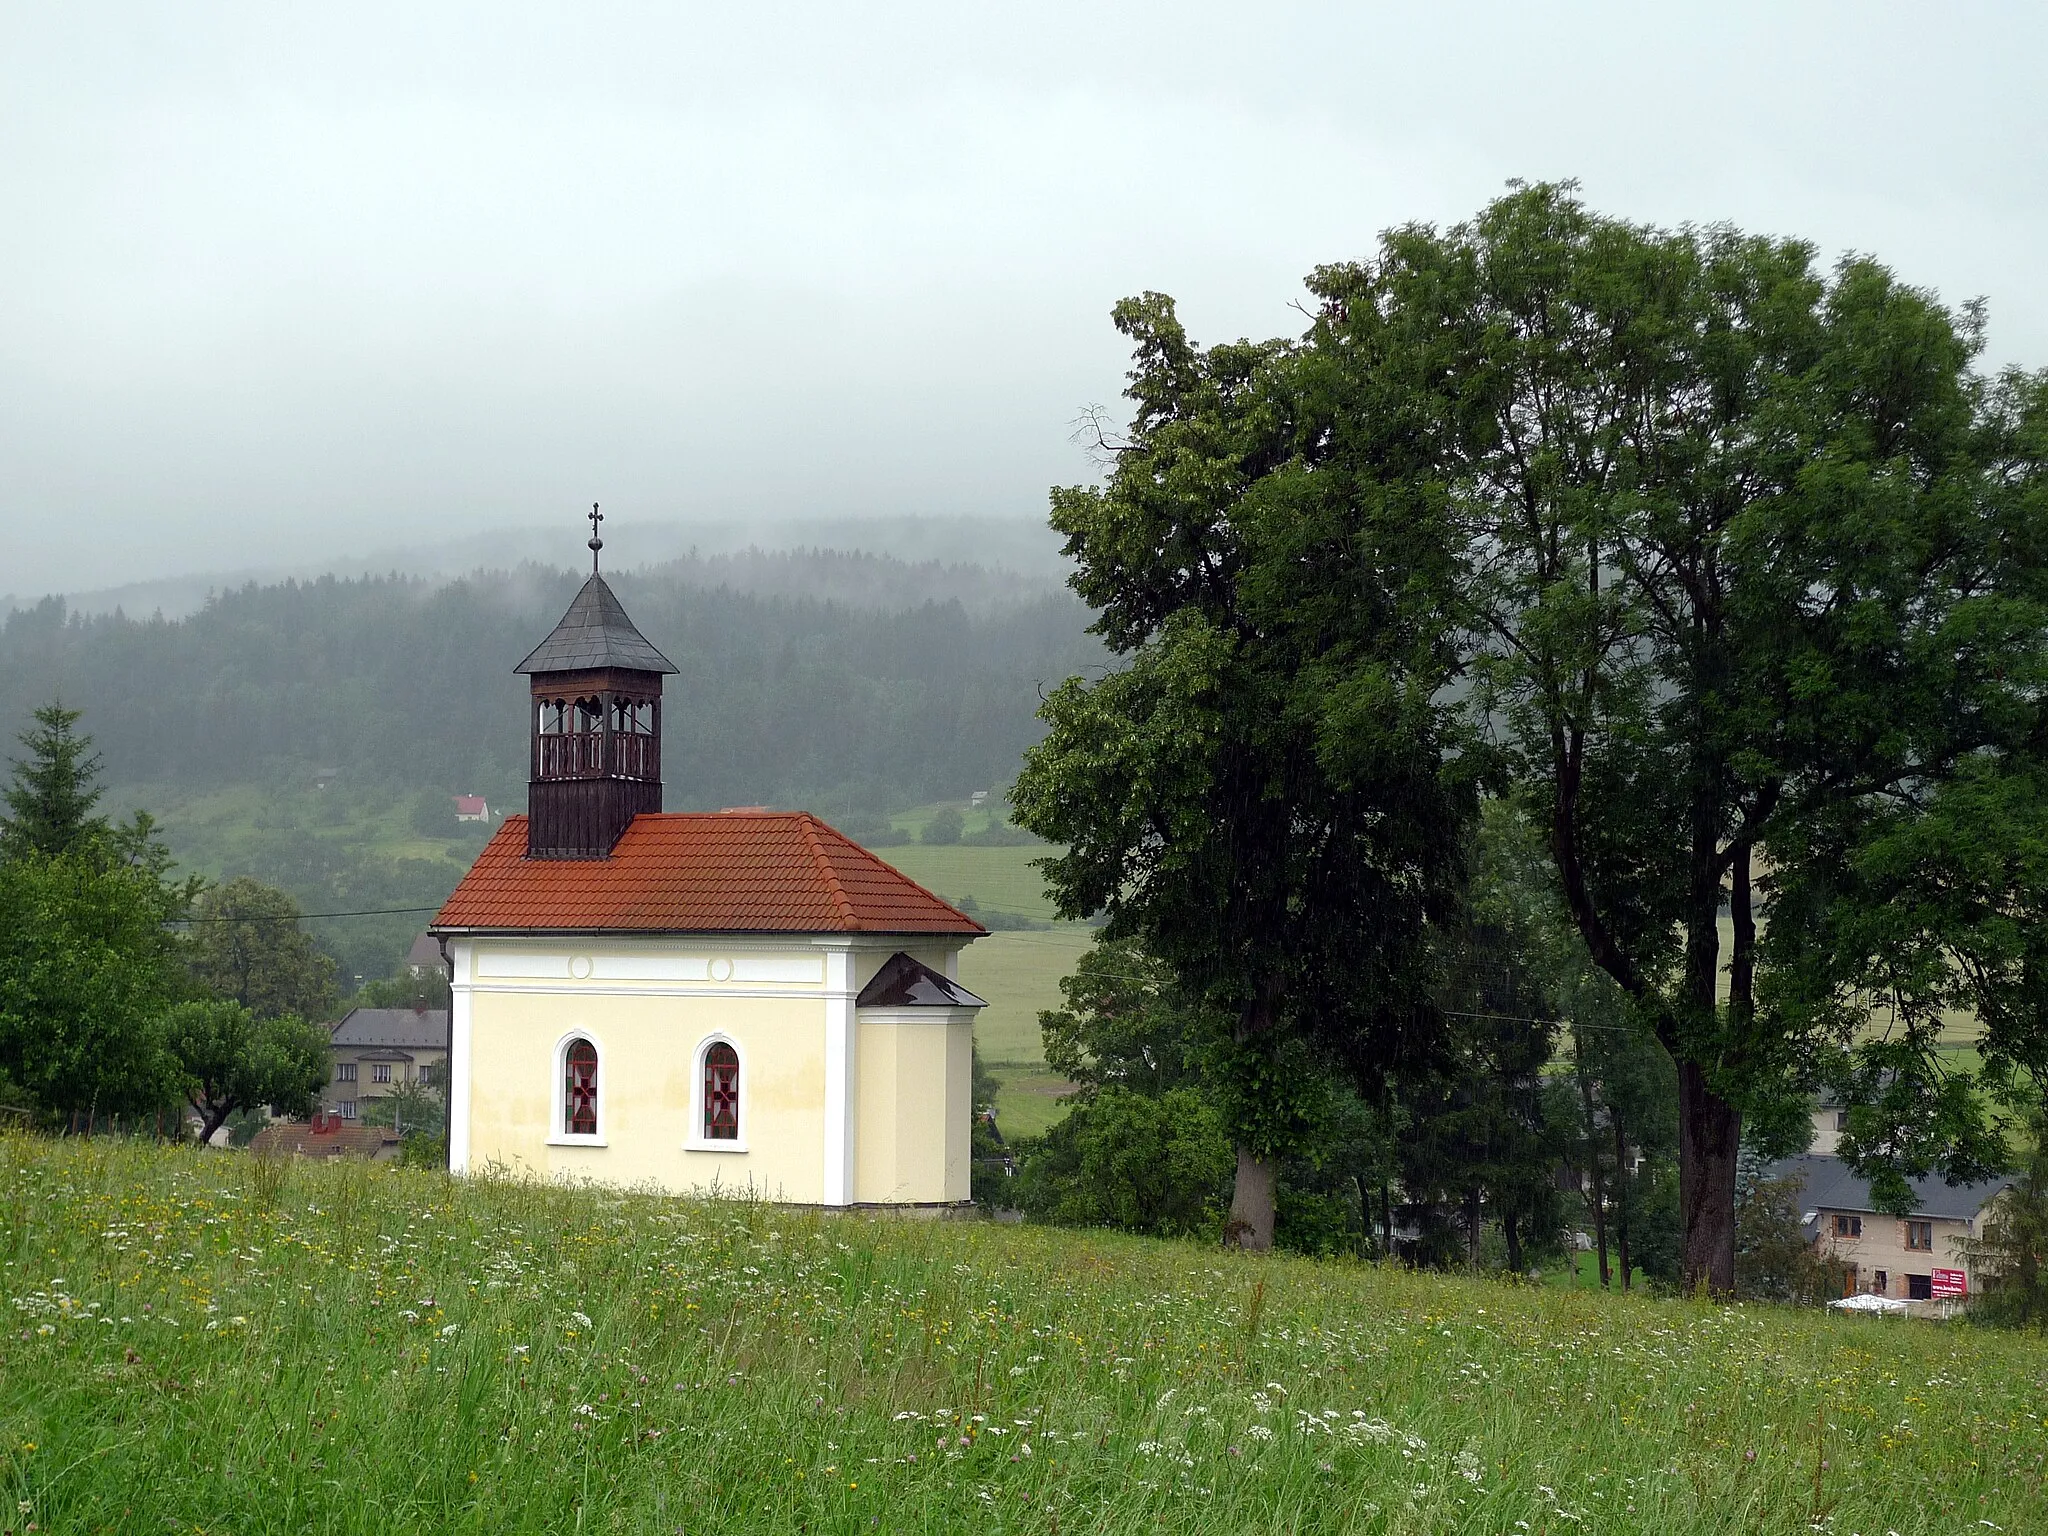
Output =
[
  {"x1": 920, "y1": 807, "x2": 964, "y2": 845},
  {"x1": 961, "y1": 821, "x2": 1037, "y2": 846},
  {"x1": 1735, "y1": 1172, "x2": 1849, "y2": 1303},
  {"x1": 1958, "y1": 1104, "x2": 2047, "y2": 1330},
  {"x1": 1012, "y1": 1085, "x2": 1231, "y2": 1238}
]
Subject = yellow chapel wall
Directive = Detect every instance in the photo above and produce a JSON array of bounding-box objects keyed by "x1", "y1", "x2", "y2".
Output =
[
  {"x1": 456, "y1": 937, "x2": 978, "y2": 1208},
  {"x1": 852, "y1": 1014, "x2": 974, "y2": 1205},
  {"x1": 463, "y1": 948, "x2": 828, "y2": 1203}
]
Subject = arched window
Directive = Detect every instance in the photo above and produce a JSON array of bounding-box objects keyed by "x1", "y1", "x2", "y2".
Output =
[
  {"x1": 702, "y1": 1042, "x2": 739, "y2": 1140},
  {"x1": 564, "y1": 1038, "x2": 599, "y2": 1136}
]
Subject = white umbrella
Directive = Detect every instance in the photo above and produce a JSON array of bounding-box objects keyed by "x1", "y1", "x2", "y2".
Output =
[{"x1": 1827, "y1": 1292, "x2": 1913, "y2": 1314}]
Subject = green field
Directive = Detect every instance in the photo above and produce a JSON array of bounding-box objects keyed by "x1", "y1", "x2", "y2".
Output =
[
  {"x1": 869, "y1": 839, "x2": 1085, "y2": 1138},
  {"x1": 6, "y1": 1134, "x2": 2045, "y2": 1535},
  {"x1": 874, "y1": 840, "x2": 1063, "y2": 923}
]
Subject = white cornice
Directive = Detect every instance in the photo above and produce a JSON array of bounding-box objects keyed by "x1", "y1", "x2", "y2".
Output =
[{"x1": 855, "y1": 1007, "x2": 982, "y2": 1026}]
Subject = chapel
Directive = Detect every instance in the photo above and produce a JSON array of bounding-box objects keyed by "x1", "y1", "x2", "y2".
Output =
[{"x1": 431, "y1": 514, "x2": 985, "y2": 1207}]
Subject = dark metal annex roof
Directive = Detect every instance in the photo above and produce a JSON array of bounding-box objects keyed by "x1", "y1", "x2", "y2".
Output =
[
  {"x1": 1765, "y1": 1154, "x2": 2012, "y2": 1223},
  {"x1": 856, "y1": 951, "x2": 987, "y2": 1009},
  {"x1": 516, "y1": 573, "x2": 678, "y2": 675},
  {"x1": 330, "y1": 1008, "x2": 451, "y2": 1051}
]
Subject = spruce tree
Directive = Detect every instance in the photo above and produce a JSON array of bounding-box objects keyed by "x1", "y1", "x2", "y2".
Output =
[{"x1": 0, "y1": 701, "x2": 107, "y2": 860}]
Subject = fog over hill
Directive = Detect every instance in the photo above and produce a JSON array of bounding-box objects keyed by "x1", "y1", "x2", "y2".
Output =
[
  {"x1": 8, "y1": 515, "x2": 1073, "y2": 621},
  {"x1": 1, "y1": 541, "x2": 1096, "y2": 814}
]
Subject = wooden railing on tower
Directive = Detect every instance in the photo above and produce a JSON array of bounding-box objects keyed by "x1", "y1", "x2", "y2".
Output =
[{"x1": 533, "y1": 730, "x2": 660, "y2": 781}]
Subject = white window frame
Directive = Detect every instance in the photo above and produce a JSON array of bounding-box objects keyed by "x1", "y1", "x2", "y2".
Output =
[
  {"x1": 338, "y1": 1099, "x2": 357, "y2": 1121},
  {"x1": 548, "y1": 1030, "x2": 608, "y2": 1147},
  {"x1": 684, "y1": 1032, "x2": 748, "y2": 1153},
  {"x1": 371, "y1": 1062, "x2": 391, "y2": 1084}
]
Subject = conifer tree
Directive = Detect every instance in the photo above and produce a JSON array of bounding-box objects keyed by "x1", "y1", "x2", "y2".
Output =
[{"x1": 0, "y1": 701, "x2": 108, "y2": 860}]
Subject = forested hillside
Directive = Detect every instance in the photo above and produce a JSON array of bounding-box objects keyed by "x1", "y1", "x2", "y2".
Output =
[
  {"x1": 0, "y1": 551, "x2": 1095, "y2": 815},
  {"x1": 0, "y1": 549, "x2": 1097, "y2": 980}
]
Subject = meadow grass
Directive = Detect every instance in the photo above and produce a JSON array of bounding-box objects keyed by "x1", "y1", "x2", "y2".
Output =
[
  {"x1": 5, "y1": 1135, "x2": 2044, "y2": 1535},
  {"x1": 873, "y1": 842, "x2": 1062, "y2": 924}
]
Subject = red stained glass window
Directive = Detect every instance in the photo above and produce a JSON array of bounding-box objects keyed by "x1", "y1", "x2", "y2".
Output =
[
  {"x1": 564, "y1": 1038, "x2": 598, "y2": 1136},
  {"x1": 703, "y1": 1043, "x2": 739, "y2": 1140}
]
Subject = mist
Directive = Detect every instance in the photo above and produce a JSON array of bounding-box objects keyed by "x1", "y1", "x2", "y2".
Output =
[{"x1": 4, "y1": 2, "x2": 2044, "y2": 598}]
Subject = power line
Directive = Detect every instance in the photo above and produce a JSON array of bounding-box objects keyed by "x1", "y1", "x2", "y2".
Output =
[{"x1": 173, "y1": 905, "x2": 441, "y2": 924}]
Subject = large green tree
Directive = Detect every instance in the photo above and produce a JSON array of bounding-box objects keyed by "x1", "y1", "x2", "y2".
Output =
[
  {"x1": 1011, "y1": 295, "x2": 1475, "y2": 1248},
  {"x1": 0, "y1": 702, "x2": 197, "y2": 1123},
  {"x1": 164, "y1": 999, "x2": 332, "y2": 1145},
  {"x1": 1303, "y1": 184, "x2": 2048, "y2": 1289},
  {"x1": 0, "y1": 853, "x2": 185, "y2": 1121},
  {"x1": 185, "y1": 877, "x2": 339, "y2": 1022}
]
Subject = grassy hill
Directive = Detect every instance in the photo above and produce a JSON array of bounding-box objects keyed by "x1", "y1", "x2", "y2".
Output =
[{"x1": 5, "y1": 1134, "x2": 2043, "y2": 1534}]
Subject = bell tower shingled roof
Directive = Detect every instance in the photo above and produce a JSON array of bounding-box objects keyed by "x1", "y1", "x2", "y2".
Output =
[{"x1": 515, "y1": 572, "x2": 678, "y2": 675}]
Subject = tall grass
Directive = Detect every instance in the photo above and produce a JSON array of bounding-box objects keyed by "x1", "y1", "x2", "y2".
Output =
[{"x1": 2, "y1": 1132, "x2": 2042, "y2": 1533}]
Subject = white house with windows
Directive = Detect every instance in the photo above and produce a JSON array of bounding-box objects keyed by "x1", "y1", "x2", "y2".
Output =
[
  {"x1": 428, "y1": 559, "x2": 986, "y2": 1207},
  {"x1": 326, "y1": 1006, "x2": 450, "y2": 1121}
]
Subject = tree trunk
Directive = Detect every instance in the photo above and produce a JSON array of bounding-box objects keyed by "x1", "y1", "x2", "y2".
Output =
[
  {"x1": 1225, "y1": 1146, "x2": 1277, "y2": 1250},
  {"x1": 1503, "y1": 1208, "x2": 1523, "y2": 1273},
  {"x1": 1380, "y1": 1181, "x2": 1394, "y2": 1262},
  {"x1": 1465, "y1": 1187, "x2": 1482, "y2": 1270},
  {"x1": 1223, "y1": 979, "x2": 1284, "y2": 1252},
  {"x1": 1578, "y1": 1048, "x2": 1609, "y2": 1287},
  {"x1": 193, "y1": 1097, "x2": 235, "y2": 1148},
  {"x1": 1678, "y1": 1061, "x2": 1741, "y2": 1294},
  {"x1": 1613, "y1": 1113, "x2": 1632, "y2": 1291}
]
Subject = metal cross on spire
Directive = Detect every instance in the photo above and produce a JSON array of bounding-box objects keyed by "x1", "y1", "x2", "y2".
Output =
[{"x1": 587, "y1": 502, "x2": 604, "y2": 572}]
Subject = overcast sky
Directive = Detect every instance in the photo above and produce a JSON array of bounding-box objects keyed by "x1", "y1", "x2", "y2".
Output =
[{"x1": 3, "y1": 2, "x2": 2044, "y2": 598}]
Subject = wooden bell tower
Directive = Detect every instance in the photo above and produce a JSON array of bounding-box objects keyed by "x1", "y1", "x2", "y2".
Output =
[{"x1": 515, "y1": 507, "x2": 677, "y2": 859}]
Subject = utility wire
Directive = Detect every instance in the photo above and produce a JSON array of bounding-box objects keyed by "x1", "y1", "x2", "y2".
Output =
[{"x1": 172, "y1": 905, "x2": 441, "y2": 924}]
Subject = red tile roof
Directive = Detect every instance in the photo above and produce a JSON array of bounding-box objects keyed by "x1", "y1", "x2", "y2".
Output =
[
  {"x1": 249, "y1": 1119, "x2": 401, "y2": 1159},
  {"x1": 431, "y1": 813, "x2": 986, "y2": 936}
]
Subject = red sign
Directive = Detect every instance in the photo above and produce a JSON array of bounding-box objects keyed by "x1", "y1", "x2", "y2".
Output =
[{"x1": 1931, "y1": 1268, "x2": 1968, "y2": 1298}]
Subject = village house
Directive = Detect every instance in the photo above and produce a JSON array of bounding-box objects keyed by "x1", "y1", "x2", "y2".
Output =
[
  {"x1": 454, "y1": 794, "x2": 490, "y2": 822},
  {"x1": 326, "y1": 1006, "x2": 450, "y2": 1120},
  {"x1": 403, "y1": 931, "x2": 444, "y2": 979},
  {"x1": 1767, "y1": 1099, "x2": 2011, "y2": 1305},
  {"x1": 429, "y1": 518, "x2": 986, "y2": 1207}
]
